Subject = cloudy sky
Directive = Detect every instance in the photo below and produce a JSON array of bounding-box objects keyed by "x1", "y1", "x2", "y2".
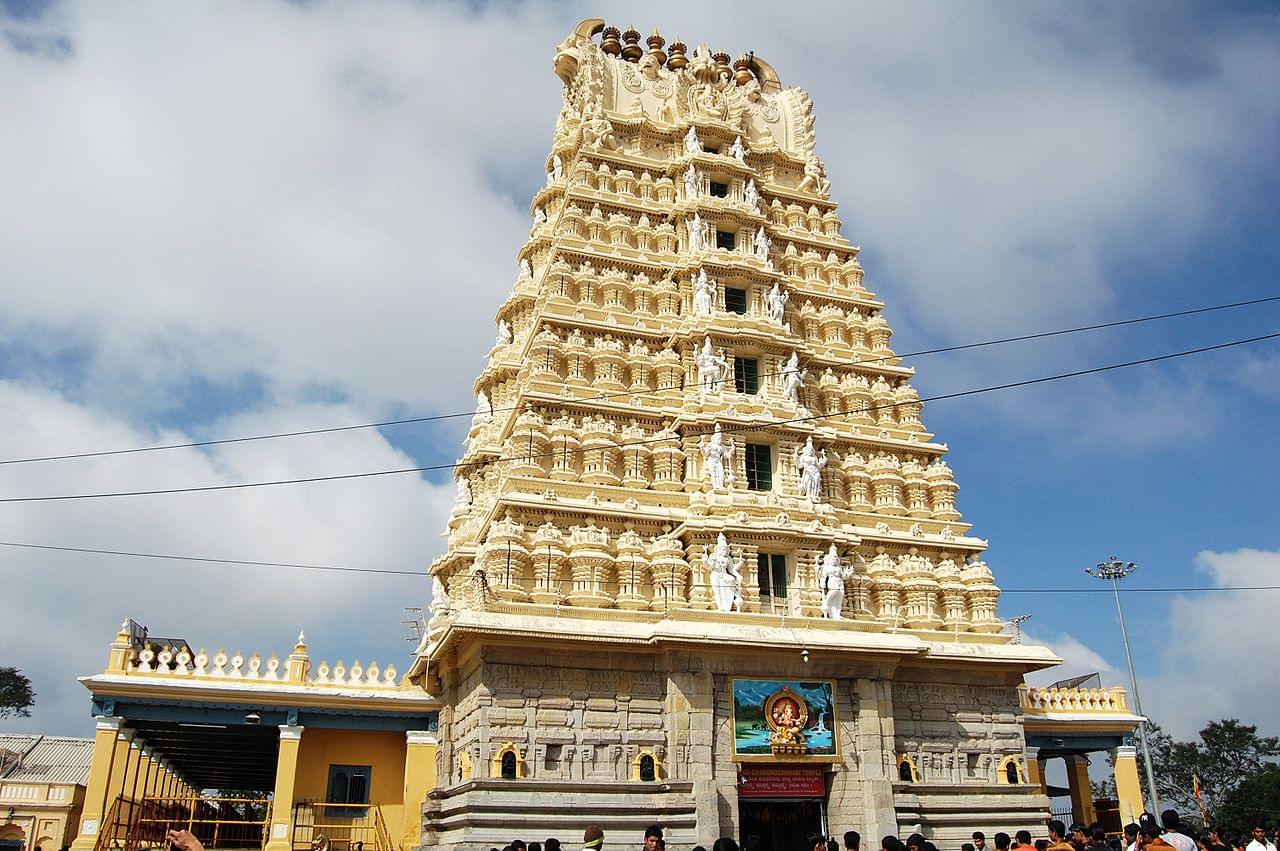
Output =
[{"x1": 2, "y1": 0, "x2": 1279, "y2": 759}]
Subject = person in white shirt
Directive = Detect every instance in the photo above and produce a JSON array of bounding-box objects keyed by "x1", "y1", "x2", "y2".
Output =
[
  {"x1": 1246, "y1": 824, "x2": 1276, "y2": 851},
  {"x1": 1160, "y1": 811, "x2": 1195, "y2": 851}
]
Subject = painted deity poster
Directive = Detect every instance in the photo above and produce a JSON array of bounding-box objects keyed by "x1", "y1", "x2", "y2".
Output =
[{"x1": 731, "y1": 678, "x2": 837, "y2": 760}]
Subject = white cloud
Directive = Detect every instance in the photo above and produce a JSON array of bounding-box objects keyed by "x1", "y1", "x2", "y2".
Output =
[
  {"x1": 0, "y1": 380, "x2": 451, "y2": 735},
  {"x1": 1144, "y1": 548, "x2": 1280, "y2": 738},
  {"x1": 1023, "y1": 629, "x2": 1126, "y2": 689}
]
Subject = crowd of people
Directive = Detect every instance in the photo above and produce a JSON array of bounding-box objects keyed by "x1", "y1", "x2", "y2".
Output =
[{"x1": 475, "y1": 811, "x2": 1280, "y2": 851}]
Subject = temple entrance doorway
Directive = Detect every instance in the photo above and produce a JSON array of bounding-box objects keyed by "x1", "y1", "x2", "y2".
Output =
[
  {"x1": 737, "y1": 765, "x2": 828, "y2": 851},
  {"x1": 739, "y1": 798, "x2": 825, "y2": 851}
]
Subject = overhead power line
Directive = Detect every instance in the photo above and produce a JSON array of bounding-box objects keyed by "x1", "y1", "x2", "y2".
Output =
[
  {"x1": 0, "y1": 329, "x2": 1275, "y2": 504},
  {"x1": 2, "y1": 540, "x2": 1279, "y2": 596},
  {"x1": 1, "y1": 294, "x2": 1276, "y2": 467}
]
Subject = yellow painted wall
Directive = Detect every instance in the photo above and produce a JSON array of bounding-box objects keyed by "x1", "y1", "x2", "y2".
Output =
[{"x1": 294, "y1": 729, "x2": 408, "y2": 848}]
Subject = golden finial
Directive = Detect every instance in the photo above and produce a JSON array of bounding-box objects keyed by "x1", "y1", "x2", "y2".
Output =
[
  {"x1": 647, "y1": 29, "x2": 667, "y2": 66},
  {"x1": 600, "y1": 25, "x2": 622, "y2": 57},
  {"x1": 734, "y1": 54, "x2": 754, "y2": 86},
  {"x1": 621, "y1": 24, "x2": 643, "y2": 62},
  {"x1": 667, "y1": 37, "x2": 687, "y2": 70}
]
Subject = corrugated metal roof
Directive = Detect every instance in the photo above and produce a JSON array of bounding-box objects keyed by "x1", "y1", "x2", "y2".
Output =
[{"x1": 0, "y1": 734, "x2": 94, "y2": 786}]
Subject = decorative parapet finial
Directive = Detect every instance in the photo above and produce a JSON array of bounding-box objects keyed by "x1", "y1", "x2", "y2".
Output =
[
  {"x1": 287, "y1": 631, "x2": 311, "y2": 683},
  {"x1": 107, "y1": 619, "x2": 134, "y2": 674}
]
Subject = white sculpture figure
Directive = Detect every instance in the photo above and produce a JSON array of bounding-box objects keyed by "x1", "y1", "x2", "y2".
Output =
[
  {"x1": 766, "y1": 281, "x2": 789, "y2": 324},
  {"x1": 495, "y1": 319, "x2": 512, "y2": 347},
  {"x1": 795, "y1": 436, "x2": 828, "y2": 502},
  {"x1": 798, "y1": 154, "x2": 831, "y2": 195},
  {"x1": 518, "y1": 258, "x2": 532, "y2": 280},
  {"x1": 728, "y1": 135, "x2": 746, "y2": 161},
  {"x1": 683, "y1": 163, "x2": 699, "y2": 200},
  {"x1": 684, "y1": 125, "x2": 701, "y2": 156},
  {"x1": 688, "y1": 212, "x2": 708, "y2": 252},
  {"x1": 703, "y1": 532, "x2": 744, "y2": 613},
  {"x1": 694, "y1": 337, "x2": 729, "y2": 394},
  {"x1": 744, "y1": 178, "x2": 760, "y2": 208},
  {"x1": 430, "y1": 574, "x2": 450, "y2": 616},
  {"x1": 817, "y1": 544, "x2": 850, "y2": 619},
  {"x1": 550, "y1": 154, "x2": 563, "y2": 183},
  {"x1": 473, "y1": 390, "x2": 492, "y2": 425},
  {"x1": 450, "y1": 475, "x2": 472, "y2": 518},
  {"x1": 753, "y1": 225, "x2": 771, "y2": 263},
  {"x1": 702, "y1": 423, "x2": 735, "y2": 490},
  {"x1": 581, "y1": 96, "x2": 618, "y2": 151},
  {"x1": 693, "y1": 268, "x2": 716, "y2": 316},
  {"x1": 533, "y1": 206, "x2": 547, "y2": 227},
  {"x1": 781, "y1": 351, "x2": 808, "y2": 404}
]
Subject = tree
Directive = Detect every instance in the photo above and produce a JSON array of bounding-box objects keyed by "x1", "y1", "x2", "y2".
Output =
[
  {"x1": 1214, "y1": 764, "x2": 1280, "y2": 839},
  {"x1": 0, "y1": 667, "x2": 35, "y2": 718},
  {"x1": 1153, "y1": 719, "x2": 1280, "y2": 814},
  {"x1": 1091, "y1": 719, "x2": 1279, "y2": 817}
]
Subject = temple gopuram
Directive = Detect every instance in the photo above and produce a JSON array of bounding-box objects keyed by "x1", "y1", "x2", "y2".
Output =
[{"x1": 64, "y1": 20, "x2": 1148, "y2": 851}]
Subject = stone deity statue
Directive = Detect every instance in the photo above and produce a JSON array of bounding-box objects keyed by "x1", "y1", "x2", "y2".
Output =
[
  {"x1": 684, "y1": 125, "x2": 701, "y2": 156},
  {"x1": 581, "y1": 96, "x2": 619, "y2": 151},
  {"x1": 744, "y1": 178, "x2": 760, "y2": 208},
  {"x1": 694, "y1": 337, "x2": 729, "y2": 394},
  {"x1": 533, "y1": 206, "x2": 547, "y2": 227},
  {"x1": 429, "y1": 574, "x2": 450, "y2": 616},
  {"x1": 546, "y1": 154, "x2": 563, "y2": 186},
  {"x1": 450, "y1": 475, "x2": 473, "y2": 518},
  {"x1": 518, "y1": 258, "x2": 532, "y2": 280},
  {"x1": 798, "y1": 154, "x2": 831, "y2": 195},
  {"x1": 817, "y1": 544, "x2": 851, "y2": 619},
  {"x1": 688, "y1": 212, "x2": 708, "y2": 252},
  {"x1": 693, "y1": 268, "x2": 716, "y2": 316},
  {"x1": 781, "y1": 351, "x2": 808, "y2": 404},
  {"x1": 703, "y1": 532, "x2": 744, "y2": 613},
  {"x1": 702, "y1": 423, "x2": 734, "y2": 490},
  {"x1": 795, "y1": 436, "x2": 828, "y2": 502},
  {"x1": 473, "y1": 390, "x2": 492, "y2": 425},
  {"x1": 495, "y1": 319, "x2": 512, "y2": 347},
  {"x1": 728, "y1": 135, "x2": 746, "y2": 161},
  {"x1": 683, "y1": 163, "x2": 699, "y2": 200},
  {"x1": 753, "y1": 226, "x2": 771, "y2": 263},
  {"x1": 766, "y1": 281, "x2": 788, "y2": 324}
]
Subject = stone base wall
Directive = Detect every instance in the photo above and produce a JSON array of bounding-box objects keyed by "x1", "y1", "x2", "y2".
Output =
[
  {"x1": 893, "y1": 784, "x2": 1051, "y2": 843},
  {"x1": 422, "y1": 779, "x2": 698, "y2": 851},
  {"x1": 422, "y1": 642, "x2": 1047, "y2": 850}
]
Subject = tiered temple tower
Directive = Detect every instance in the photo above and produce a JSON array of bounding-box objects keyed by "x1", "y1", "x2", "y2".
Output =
[{"x1": 413, "y1": 19, "x2": 1059, "y2": 851}]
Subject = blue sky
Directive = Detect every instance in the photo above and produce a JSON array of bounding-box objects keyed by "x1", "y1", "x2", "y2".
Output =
[{"x1": 0, "y1": 1, "x2": 1278, "y2": 755}]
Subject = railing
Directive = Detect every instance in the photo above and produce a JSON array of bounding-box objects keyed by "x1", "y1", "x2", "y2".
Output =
[
  {"x1": 1020, "y1": 684, "x2": 1130, "y2": 714},
  {"x1": 94, "y1": 795, "x2": 140, "y2": 851},
  {"x1": 292, "y1": 802, "x2": 391, "y2": 851},
  {"x1": 128, "y1": 648, "x2": 400, "y2": 690},
  {"x1": 123, "y1": 796, "x2": 271, "y2": 851}
]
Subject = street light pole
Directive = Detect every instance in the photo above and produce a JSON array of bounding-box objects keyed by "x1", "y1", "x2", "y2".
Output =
[{"x1": 1086, "y1": 557, "x2": 1161, "y2": 816}]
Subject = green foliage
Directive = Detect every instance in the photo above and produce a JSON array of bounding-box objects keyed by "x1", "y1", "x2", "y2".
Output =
[
  {"x1": 1152, "y1": 719, "x2": 1280, "y2": 814},
  {"x1": 0, "y1": 667, "x2": 35, "y2": 719},
  {"x1": 1089, "y1": 719, "x2": 1279, "y2": 819},
  {"x1": 1213, "y1": 764, "x2": 1280, "y2": 839}
]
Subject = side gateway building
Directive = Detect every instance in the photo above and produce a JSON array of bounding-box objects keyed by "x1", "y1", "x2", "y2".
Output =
[{"x1": 63, "y1": 19, "x2": 1148, "y2": 851}]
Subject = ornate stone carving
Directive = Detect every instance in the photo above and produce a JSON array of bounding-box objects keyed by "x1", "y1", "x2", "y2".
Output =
[
  {"x1": 701, "y1": 423, "x2": 734, "y2": 490},
  {"x1": 703, "y1": 532, "x2": 743, "y2": 612}
]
